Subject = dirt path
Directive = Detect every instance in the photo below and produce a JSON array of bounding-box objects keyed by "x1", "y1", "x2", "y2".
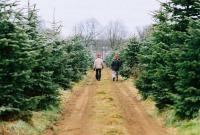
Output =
[{"x1": 44, "y1": 69, "x2": 169, "y2": 135}]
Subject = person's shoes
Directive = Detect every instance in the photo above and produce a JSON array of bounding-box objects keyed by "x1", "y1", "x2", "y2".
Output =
[{"x1": 113, "y1": 77, "x2": 115, "y2": 81}]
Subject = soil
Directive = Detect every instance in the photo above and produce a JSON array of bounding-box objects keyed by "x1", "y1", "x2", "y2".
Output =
[{"x1": 43, "y1": 69, "x2": 169, "y2": 135}]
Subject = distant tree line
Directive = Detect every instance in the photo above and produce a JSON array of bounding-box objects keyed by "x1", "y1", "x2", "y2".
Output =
[{"x1": 72, "y1": 18, "x2": 127, "y2": 54}]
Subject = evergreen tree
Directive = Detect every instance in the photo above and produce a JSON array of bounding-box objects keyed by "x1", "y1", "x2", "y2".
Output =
[
  {"x1": 136, "y1": 0, "x2": 200, "y2": 118},
  {"x1": 0, "y1": 1, "x2": 35, "y2": 120},
  {"x1": 0, "y1": 1, "x2": 93, "y2": 121},
  {"x1": 174, "y1": 20, "x2": 200, "y2": 118},
  {"x1": 50, "y1": 39, "x2": 73, "y2": 88},
  {"x1": 24, "y1": 4, "x2": 59, "y2": 110},
  {"x1": 119, "y1": 38, "x2": 140, "y2": 78},
  {"x1": 61, "y1": 37, "x2": 92, "y2": 83}
]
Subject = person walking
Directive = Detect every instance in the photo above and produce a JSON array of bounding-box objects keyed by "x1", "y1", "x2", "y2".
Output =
[
  {"x1": 93, "y1": 53, "x2": 104, "y2": 81},
  {"x1": 111, "y1": 54, "x2": 122, "y2": 81}
]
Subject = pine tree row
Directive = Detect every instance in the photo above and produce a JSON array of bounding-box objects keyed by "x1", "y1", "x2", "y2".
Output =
[
  {"x1": 107, "y1": 0, "x2": 200, "y2": 119},
  {"x1": 136, "y1": 0, "x2": 200, "y2": 119},
  {"x1": 0, "y1": 1, "x2": 92, "y2": 121}
]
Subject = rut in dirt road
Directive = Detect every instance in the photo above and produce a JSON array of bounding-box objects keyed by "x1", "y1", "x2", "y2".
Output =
[{"x1": 44, "y1": 69, "x2": 169, "y2": 135}]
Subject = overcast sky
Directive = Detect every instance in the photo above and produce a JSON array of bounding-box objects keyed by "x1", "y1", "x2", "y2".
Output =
[{"x1": 20, "y1": 0, "x2": 162, "y2": 36}]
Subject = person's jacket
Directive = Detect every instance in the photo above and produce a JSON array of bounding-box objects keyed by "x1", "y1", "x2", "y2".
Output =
[
  {"x1": 94, "y1": 58, "x2": 104, "y2": 69},
  {"x1": 111, "y1": 59, "x2": 121, "y2": 71}
]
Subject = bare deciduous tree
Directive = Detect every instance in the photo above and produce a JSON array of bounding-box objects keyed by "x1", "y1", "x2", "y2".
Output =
[
  {"x1": 105, "y1": 21, "x2": 127, "y2": 50},
  {"x1": 136, "y1": 25, "x2": 152, "y2": 40},
  {"x1": 72, "y1": 18, "x2": 101, "y2": 47}
]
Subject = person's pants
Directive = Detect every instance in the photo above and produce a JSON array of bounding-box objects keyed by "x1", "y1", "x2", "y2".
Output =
[
  {"x1": 112, "y1": 70, "x2": 118, "y2": 81},
  {"x1": 96, "y1": 69, "x2": 101, "y2": 81}
]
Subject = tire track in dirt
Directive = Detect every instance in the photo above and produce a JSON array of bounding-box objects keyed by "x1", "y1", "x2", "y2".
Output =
[
  {"x1": 43, "y1": 72, "x2": 97, "y2": 135},
  {"x1": 43, "y1": 69, "x2": 170, "y2": 135},
  {"x1": 112, "y1": 77, "x2": 169, "y2": 135},
  {"x1": 88, "y1": 74, "x2": 129, "y2": 135}
]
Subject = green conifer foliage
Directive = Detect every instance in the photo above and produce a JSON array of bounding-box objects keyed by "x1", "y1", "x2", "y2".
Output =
[
  {"x1": 119, "y1": 38, "x2": 140, "y2": 78},
  {"x1": 0, "y1": 1, "x2": 92, "y2": 121},
  {"x1": 24, "y1": 5, "x2": 59, "y2": 110},
  {"x1": 174, "y1": 20, "x2": 200, "y2": 118},
  {"x1": 0, "y1": 1, "x2": 35, "y2": 120},
  {"x1": 136, "y1": 0, "x2": 200, "y2": 118}
]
